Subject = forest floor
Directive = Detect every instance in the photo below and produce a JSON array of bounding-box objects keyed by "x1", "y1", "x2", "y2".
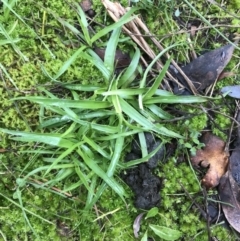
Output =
[{"x1": 0, "y1": 0, "x2": 240, "y2": 240}]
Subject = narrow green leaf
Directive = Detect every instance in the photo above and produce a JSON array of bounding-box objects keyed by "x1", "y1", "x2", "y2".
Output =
[
  {"x1": 14, "y1": 188, "x2": 32, "y2": 234},
  {"x1": 119, "y1": 47, "x2": 141, "y2": 87},
  {"x1": 75, "y1": 3, "x2": 91, "y2": 46},
  {"x1": 155, "y1": 124, "x2": 183, "y2": 138},
  {"x1": 146, "y1": 104, "x2": 173, "y2": 120},
  {"x1": 107, "y1": 136, "x2": 124, "y2": 176},
  {"x1": 138, "y1": 132, "x2": 148, "y2": 158},
  {"x1": 96, "y1": 130, "x2": 141, "y2": 140},
  {"x1": 119, "y1": 97, "x2": 154, "y2": 128},
  {"x1": 144, "y1": 95, "x2": 208, "y2": 104},
  {"x1": 38, "y1": 110, "x2": 119, "y2": 134},
  {"x1": 0, "y1": 129, "x2": 74, "y2": 148},
  {"x1": 149, "y1": 224, "x2": 182, "y2": 241},
  {"x1": 73, "y1": 156, "x2": 92, "y2": 194},
  {"x1": 64, "y1": 84, "x2": 101, "y2": 91},
  {"x1": 101, "y1": 88, "x2": 146, "y2": 96},
  {"x1": 123, "y1": 141, "x2": 164, "y2": 168},
  {"x1": 90, "y1": 7, "x2": 140, "y2": 43},
  {"x1": 56, "y1": 16, "x2": 83, "y2": 38},
  {"x1": 0, "y1": 63, "x2": 18, "y2": 89},
  {"x1": 20, "y1": 164, "x2": 75, "y2": 182},
  {"x1": 0, "y1": 38, "x2": 20, "y2": 45},
  {"x1": 155, "y1": 89, "x2": 175, "y2": 96},
  {"x1": 44, "y1": 142, "x2": 80, "y2": 175},
  {"x1": 83, "y1": 136, "x2": 111, "y2": 160},
  {"x1": 83, "y1": 50, "x2": 111, "y2": 80},
  {"x1": 61, "y1": 122, "x2": 77, "y2": 138},
  {"x1": 85, "y1": 175, "x2": 98, "y2": 209},
  {"x1": 45, "y1": 168, "x2": 74, "y2": 186},
  {"x1": 13, "y1": 97, "x2": 112, "y2": 109},
  {"x1": 104, "y1": 27, "x2": 122, "y2": 72},
  {"x1": 78, "y1": 110, "x2": 116, "y2": 119},
  {"x1": 89, "y1": 123, "x2": 120, "y2": 134},
  {"x1": 119, "y1": 97, "x2": 182, "y2": 138},
  {"x1": 140, "y1": 44, "x2": 181, "y2": 89},
  {"x1": 0, "y1": 23, "x2": 28, "y2": 61},
  {"x1": 53, "y1": 46, "x2": 87, "y2": 80},
  {"x1": 77, "y1": 148, "x2": 126, "y2": 198},
  {"x1": 63, "y1": 180, "x2": 83, "y2": 192},
  {"x1": 143, "y1": 57, "x2": 172, "y2": 100},
  {"x1": 2, "y1": 0, "x2": 17, "y2": 19},
  {"x1": 138, "y1": 43, "x2": 182, "y2": 109},
  {"x1": 0, "y1": 230, "x2": 7, "y2": 241},
  {"x1": 109, "y1": 78, "x2": 121, "y2": 113}
]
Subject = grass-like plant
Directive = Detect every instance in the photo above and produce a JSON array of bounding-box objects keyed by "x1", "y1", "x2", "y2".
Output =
[
  {"x1": 0, "y1": 2, "x2": 208, "y2": 211},
  {"x1": 0, "y1": 0, "x2": 238, "y2": 240}
]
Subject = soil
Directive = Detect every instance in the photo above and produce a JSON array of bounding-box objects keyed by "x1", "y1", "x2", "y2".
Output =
[{"x1": 121, "y1": 132, "x2": 165, "y2": 210}]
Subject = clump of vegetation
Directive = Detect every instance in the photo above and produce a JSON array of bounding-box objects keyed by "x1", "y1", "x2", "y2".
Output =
[{"x1": 0, "y1": 0, "x2": 239, "y2": 240}]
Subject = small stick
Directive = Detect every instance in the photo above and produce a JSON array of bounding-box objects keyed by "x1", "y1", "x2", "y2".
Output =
[
  {"x1": 94, "y1": 204, "x2": 104, "y2": 231},
  {"x1": 179, "y1": 182, "x2": 208, "y2": 220},
  {"x1": 102, "y1": 0, "x2": 196, "y2": 93},
  {"x1": 136, "y1": 21, "x2": 198, "y2": 94},
  {"x1": 224, "y1": 101, "x2": 240, "y2": 152},
  {"x1": 202, "y1": 187, "x2": 211, "y2": 241}
]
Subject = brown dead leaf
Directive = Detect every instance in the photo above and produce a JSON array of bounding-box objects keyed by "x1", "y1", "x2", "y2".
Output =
[
  {"x1": 190, "y1": 25, "x2": 197, "y2": 37},
  {"x1": 191, "y1": 132, "x2": 229, "y2": 189},
  {"x1": 80, "y1": 0, "x2": 92, "y2": 12},
  {"x1": 175, "y1": 39, "x2": 239, "y2": 92},
  {"x1": 218, "y1": 171, "x2": 240, "y2": 233},
  {"x1": 218, "y1": 109, "x2": 240, "y2": 233},
  {"x1": 217, "y1": 71, "x2": 235, "y2": 81},
  {"x1": 0, "y1": 148, "x2": 15, "y2": 153},
  {"x1": 0, "y1": 148, "x2": 8, "y2": 153}
]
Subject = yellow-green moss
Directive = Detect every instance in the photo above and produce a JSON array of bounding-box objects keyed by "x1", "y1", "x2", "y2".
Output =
[{"x1": 1, "y1": 0, "x2": 239, "y2": 240}]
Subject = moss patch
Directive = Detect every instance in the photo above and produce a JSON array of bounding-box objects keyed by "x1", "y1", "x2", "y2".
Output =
[{"x1": 0, "y1": 0, "x2": 239, "y2": 240}]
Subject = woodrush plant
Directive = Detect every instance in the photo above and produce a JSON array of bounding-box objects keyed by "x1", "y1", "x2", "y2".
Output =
[
  {"x1": 0, "y1": 0, "x2": 239, "y2": 240},
  {"x1": 0, "y1": 5, "x2": 210, "y2": 240},
  {"x1": 0, "y1": 1, "x2": 209, "y2": 211}
]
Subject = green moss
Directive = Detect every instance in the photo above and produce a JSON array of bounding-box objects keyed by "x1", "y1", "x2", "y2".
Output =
[
  {"x1": 0, "y1": 0, "x2": 105, "y2": 132},
  {"x1": 210, "y1": 101, "x2": 233, "y2": 140},
  {"x1": 155, "y1": 158, "x2": 235, "y2": 240},
  {"x1": 74, "y1": 188, "x2": 136, "y2": 241},
  {"x1": 229, "y1": 0, "x2": 240, "y2": 8},
  {"x1": 157, "y1": 159, "x2": 203, "y2": 238},
  {"x1": 194, "y1": 225, "x2": 234, "y2": 241},
  {"x1": 0, "y1": 0, "x2": 239, "y2": 240},
  {"x1": 0, "y1": 188, "x2": 61, "y2": 240}
]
